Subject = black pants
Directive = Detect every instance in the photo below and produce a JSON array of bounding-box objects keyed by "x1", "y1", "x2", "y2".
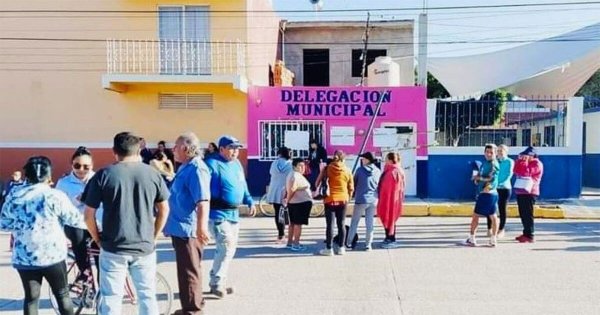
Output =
[
  {"x1": 64, "y1": 226, "x2": 91, "y2": 274},
  {"x1": 17, "y1": 261, "x2": 74, "y2": 315},
  {"x1": 172, "y1": 237, "x2": 205, "y2": 314},
  {"x1": 384, "y1": 228, "x2": 396, "y2": 242},
  {"x1": 487, "y1": 188, "x2": 511, "y2": 231},
  {"x1": 325, "y1": 203, "x2": 347, "y2": 249},
  {"x1": 517, "y1": 194, "x2": 536, "y2": 238},
  {"x1": 273, "y1": 203, "x2": 285, "y2": 238}
]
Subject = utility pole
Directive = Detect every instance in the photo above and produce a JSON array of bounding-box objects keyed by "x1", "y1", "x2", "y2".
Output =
[
  {"x1": 417, "y1": 2, "x2": 428, "y2": 86},
  {"x1": 359, "y1": 12, "x2": 371, "y2": 86}
]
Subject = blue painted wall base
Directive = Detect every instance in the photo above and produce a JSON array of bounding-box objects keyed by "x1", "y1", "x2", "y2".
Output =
[
  {"x1": 583, "y1": 154, "x2": 600, "y2": 188},
  {"x1": 427, "y1": 155, "x2": 582, "y2": 200}
]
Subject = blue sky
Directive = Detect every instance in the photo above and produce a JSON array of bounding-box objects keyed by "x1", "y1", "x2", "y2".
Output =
[{"x1": 273, "y1": 0, "x2": 600, "y2": 57}]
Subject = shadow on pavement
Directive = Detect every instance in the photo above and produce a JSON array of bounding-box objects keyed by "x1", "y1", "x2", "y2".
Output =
[
  {"x1": 531, "y1": 246, "x2": 600, "y2": 252},
  {"x1": 0, "y1": 298, "x2": 53, "y2": 312}
]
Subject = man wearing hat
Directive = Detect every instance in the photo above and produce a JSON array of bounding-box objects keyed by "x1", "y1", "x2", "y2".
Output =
[
  {"x1": 204, "y1": 135, "x2": 256, "y2": 297},
  {"x1": 513, "y1": 146, "x2": 544, "y2": 243},
  {"x1": 347, "y1": 152, "x2": 381, "y2": 251}
]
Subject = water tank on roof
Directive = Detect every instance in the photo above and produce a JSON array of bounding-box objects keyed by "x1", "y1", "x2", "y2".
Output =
[{"x1": 367, "y1": 56, "x2": 400, "y2": 87}]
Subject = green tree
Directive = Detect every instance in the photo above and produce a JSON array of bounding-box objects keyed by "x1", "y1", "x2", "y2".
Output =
[
  {"x1": 576, "y1": 69, "x2": 600, "y2": 97},
  {"x1": 427, "y1": 72, "x2": 450, "y2": 99}
]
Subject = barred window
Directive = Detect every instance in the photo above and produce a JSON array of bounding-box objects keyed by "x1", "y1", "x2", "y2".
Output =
[{"x1": 259, "y1": 120, "x2": 325, "y2": 161}]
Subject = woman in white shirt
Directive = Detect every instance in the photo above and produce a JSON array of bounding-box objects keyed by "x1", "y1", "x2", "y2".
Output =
[{"x1": 284, "y1": 158, "x2": 313, "y2": 251}]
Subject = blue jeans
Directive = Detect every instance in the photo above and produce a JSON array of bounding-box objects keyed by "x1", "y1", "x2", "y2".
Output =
[
  {"x1": 98, "y1": 250, "x2": 158, "y2": 315},
  {"x1": 208, "y1": 220, "x2": 239, "y2": 289},
  {"x1": 347, "y1": 203, "x2": 376, "y2": 247}
]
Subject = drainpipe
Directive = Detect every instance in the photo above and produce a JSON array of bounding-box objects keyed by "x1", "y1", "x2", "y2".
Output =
[{"x1": 280, "y1": 20, "x2": 287, "y2": 64}]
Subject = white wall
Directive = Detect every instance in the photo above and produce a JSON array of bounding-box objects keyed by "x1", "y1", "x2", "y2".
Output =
[{"x1": 584, "y1": 110, "x2": 600, "y2": 154}]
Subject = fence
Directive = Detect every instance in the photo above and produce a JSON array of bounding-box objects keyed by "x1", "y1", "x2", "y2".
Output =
[
  {"x1": 106, "y1": 39, "x2": 246, "y2": 76},
  {"x1": 435, "y1": 96, "x2": 568, "y2": 147}
]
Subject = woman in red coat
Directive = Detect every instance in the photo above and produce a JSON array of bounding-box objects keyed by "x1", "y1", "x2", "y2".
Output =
[{"x1": 377, "y1": 152, "x2": 405, "y2": 249}]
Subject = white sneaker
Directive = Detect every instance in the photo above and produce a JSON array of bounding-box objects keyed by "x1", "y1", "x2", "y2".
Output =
[
  {"x1": 365, "y1": 244, "x2": 372, "y2": 251},
  {"x1": 497, "y1": 230, "x2": 505, "y2": 239},
  {"x1": 335, "y1": 247, "x2": 346, "y2": 255},
  {"x1": 489, "y1": 236, "x2": 497, "y2": 247},
  {"x1": 318, "y1": 248, "x2": 334, "y2": 256},
  {"x1": 462, "y1": 237, "x2": 477, "y2": 247}
]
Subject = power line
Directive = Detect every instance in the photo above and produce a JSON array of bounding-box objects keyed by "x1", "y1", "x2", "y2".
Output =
[
  {"x1": 2, "y1": 1, "x2": 600, "y2": 13},
  {"x1": 2, "y1": 37, "x2": 600, "y2": 45}
]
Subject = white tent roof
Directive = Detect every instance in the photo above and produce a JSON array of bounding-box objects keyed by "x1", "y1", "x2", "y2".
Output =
[{"x1": 427, "y1": 22, "x2": 600, "y2": 98}]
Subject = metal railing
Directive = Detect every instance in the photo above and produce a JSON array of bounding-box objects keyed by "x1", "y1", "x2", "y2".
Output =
[
  {"x1": 259, "y1": 120, "x2": 326, "y2": 161},
  {"x1": 106, "y1": 39, "x2": 246, "y2": 76},
  {"x1": 435, "y1": 96, "x2": 568, "y2": 147}
]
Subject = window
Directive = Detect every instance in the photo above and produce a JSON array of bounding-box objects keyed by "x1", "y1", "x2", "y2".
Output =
[
  {"x1": 159, "y1": 93, "x2": 213, "y2": 110},
  {"x1": 259, "y1": 120, "x2": 325, "y2": 160},
  {"x1": 351, "y1": 49, "x2": 387, "y2": 77},
  {"x1": 521, "y1": 129, "x2": 531, "y2": 146},
  {"x1": 543, "y1": 125, "x2": 555, "y2": 146},
  {"x1": 303, "y1": 49, "x2": 329, "y2": 86},
  {"x1": 159, "y1": 6, "x2": 210, "y2": 74}
]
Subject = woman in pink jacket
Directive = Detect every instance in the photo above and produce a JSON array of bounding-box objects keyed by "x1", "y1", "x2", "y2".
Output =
[{"x1": 513, "y1": 146, "x2": 544, "y2": 243}]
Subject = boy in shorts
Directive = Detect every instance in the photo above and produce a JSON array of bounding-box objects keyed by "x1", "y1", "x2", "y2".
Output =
[{"x1": 463, "y1": 144, "x2": 500, "y2": 247}]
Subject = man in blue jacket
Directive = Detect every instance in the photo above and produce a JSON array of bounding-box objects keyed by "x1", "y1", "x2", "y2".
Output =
[{"x1": 205, "y1": 135, "x2": 256, "y2": 298}]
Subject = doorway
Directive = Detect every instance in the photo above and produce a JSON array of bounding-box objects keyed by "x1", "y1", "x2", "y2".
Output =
[{"x1": 380, "y1": 123, "x2": 417, "y2": 196}]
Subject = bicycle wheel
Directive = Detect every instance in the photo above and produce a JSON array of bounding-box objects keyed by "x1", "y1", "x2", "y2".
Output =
[
  {"x1": 258, "y1": 194, "x2": 276, "y2": 217},
  {"x1": 310, "y1": 202, "x2": 325, "y2": 217},
  {"x1": 120, "y1": 271, "x2": 173, "y2": 315}
]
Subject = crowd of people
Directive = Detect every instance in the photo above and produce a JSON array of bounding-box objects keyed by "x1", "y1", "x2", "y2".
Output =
[
  {"x1": 266, "y1": 144, "x2": 408, "y2": 254},
  {"x1": 0, "y1": 133, "x2": 543, "y2": 315}
]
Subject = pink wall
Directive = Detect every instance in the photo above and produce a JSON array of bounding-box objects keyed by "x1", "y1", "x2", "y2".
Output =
[{"x1": 247, "y1": 86, "x2": 427, "y2": 157}]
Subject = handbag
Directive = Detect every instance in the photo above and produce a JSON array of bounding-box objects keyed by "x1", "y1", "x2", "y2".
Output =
[
  {"x1": 278, "y1": 205, "x2": 289, "y2": 225},
  {"x1": 514, "y1": 176, "x2": 534, "y2": 193}
]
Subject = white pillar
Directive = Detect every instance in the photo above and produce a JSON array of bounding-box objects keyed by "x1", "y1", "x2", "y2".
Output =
[
  {"x1": 567, "y1": 97, "x2": 584, "y2": 154},
  {"x1": 427, "y1": 99, "x2": 437, "y2": 147}
]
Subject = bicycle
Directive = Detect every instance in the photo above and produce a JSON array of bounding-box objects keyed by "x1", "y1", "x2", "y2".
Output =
[
  {"x1": 257, "y1": 193, "x2": 325, "y2": 217},
  {"x1": 49, "y1": 241, "x2": 173, "y2": 315}
]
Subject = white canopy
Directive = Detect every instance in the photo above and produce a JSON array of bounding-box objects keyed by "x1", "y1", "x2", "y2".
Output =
[{"x1": 428, "y1": 22, "x2": 600, "y2": 98}]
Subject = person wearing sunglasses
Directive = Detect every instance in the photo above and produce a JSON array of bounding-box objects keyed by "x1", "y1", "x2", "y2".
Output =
[{"x1": 56, "y1": 146, "x2": 103, "y2": 283}]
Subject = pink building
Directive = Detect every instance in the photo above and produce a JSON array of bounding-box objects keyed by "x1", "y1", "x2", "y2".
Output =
[{"x1": 246, "y1": 86, "x2": 427, "y2": 196}]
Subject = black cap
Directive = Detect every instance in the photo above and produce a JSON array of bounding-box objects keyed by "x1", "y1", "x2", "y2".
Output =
[
  {"x1": 519, "y1": 146, "x2": 537, "y2": 156},
  {"x1": 359, "y1": 152, "x2": 377, "y2": 164}
]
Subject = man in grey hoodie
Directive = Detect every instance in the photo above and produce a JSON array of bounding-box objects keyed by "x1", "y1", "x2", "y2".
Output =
[{"x1": 347, "y1": 152, "x2": 381, "y2": 251}]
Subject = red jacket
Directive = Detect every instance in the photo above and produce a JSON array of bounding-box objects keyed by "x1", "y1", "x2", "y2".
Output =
[
  {"x1": 513, "y1": 158, "x2": 543, "y2": 196},
  {"x1": 376, "y1": 164, "x2": 405, "y2": 235}
]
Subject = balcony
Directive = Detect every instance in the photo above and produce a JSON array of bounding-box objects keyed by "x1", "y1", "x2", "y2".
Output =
[{"x1": 102, "y1": 39, "x2": 248, "y2": 93}]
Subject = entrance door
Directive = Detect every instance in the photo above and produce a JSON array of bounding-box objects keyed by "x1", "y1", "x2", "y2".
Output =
[
  {"x1": 303, "y1": 49, "x2": 329, "y2": 86},
  {"x1": 380, "y1": 123, "x2": 417, "y2": 196}
]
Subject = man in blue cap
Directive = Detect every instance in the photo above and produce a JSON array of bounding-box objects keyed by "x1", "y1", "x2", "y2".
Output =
[{"x1": 205, "y1": 135, "x2": 256, "y2": 298}]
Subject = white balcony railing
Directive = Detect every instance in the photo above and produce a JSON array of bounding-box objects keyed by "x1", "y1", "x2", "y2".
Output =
[{"x1": 106, "y1": 39, "x2": 246, "y2": 76}]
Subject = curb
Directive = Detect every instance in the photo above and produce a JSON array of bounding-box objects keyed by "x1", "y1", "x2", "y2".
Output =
[{"x1": 247, "y1": 202, "x2": 599, "y2": 220}]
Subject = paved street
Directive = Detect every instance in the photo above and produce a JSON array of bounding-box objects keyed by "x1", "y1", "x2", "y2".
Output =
[{"x1": 1, "y1": 217, "x2": 599, "y2": 315}]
